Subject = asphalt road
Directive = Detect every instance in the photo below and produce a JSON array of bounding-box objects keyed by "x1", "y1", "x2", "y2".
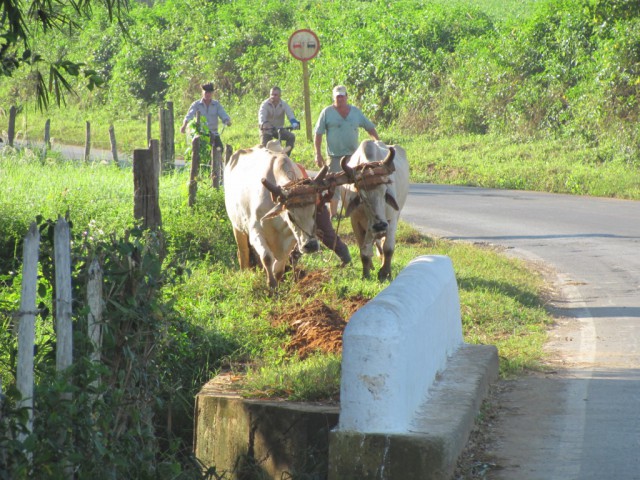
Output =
[{"x1": 403, "y1": 184, "x2": 640, "y2": 480}]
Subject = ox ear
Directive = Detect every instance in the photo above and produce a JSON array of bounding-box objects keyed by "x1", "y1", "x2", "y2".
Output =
[
  {"x1": 385, "y1": 191, "x2": 400, "y2": 211},
  {"x1": 261, "y1": 203, "x2": 285, "y2": 221},
  {"x1": 344, "y1": 196, "x2": 361, "y2": 217}
]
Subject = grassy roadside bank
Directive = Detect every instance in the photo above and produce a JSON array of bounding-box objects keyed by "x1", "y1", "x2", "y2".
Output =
[{"x1": 0, "y1": 153, "x2": 551, "y2": 392}]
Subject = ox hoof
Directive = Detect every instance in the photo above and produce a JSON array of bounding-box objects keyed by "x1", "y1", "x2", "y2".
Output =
[
  {"x1": 338, "y1": 258, "x2": 351, "y2": 268},
  {"x1": 301, "y1": 239, "x2": 319, "y2": 254},
  {"x1": 377, "y1": 269, "x2": 392, "y2": 282}
]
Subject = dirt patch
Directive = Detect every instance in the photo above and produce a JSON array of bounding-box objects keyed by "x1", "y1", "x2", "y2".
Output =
[
  {"x1": 273, "y1": 299, "x2": 347, "y2": 358},
  {"x1": 271, "y1": 268, "x2": 369, "y2": 359}
]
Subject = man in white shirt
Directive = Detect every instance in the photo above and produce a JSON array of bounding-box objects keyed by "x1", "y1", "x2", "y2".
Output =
[{"x1": 258, "y1": 86, "x2": 300, "y2": 153}]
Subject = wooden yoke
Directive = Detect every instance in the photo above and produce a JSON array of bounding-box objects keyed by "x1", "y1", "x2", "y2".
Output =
[{"x1": 261, "y1": 159, "x2": 395, "y2": 210}]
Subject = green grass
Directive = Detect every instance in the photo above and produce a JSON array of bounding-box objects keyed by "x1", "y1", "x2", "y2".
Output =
[
  {"x1": 243, "y1": 353, "x2": 342, "y2": 402},
  {"x1": 403, "y1": 133, "x2": 640, "y2": 199},
  {"x1": 437, "y1": 0, "x2": 545, "y2": 22}
]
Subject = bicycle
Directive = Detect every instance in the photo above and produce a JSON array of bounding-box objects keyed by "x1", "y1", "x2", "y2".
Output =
[
  {"x1": 206, "y1": 123, "x2": 231, "y2": 188},
  {"x1": 184, "y1": 119, "x2": 229, "y2": 188},
  {"x1": 210, "y1": 130, "x2": 224, "y2": 189},
  {"x1": 265, "y1": 125, "x2": 300, "y2": 154}
]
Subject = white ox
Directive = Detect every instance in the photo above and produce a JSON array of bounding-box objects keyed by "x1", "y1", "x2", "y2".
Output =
[
  {"x1": 341, "y1": 140, "x2": 409, "y2": 281},
  {"x1": 224, "y1": 146, "x2": 326, "y2": 289}
]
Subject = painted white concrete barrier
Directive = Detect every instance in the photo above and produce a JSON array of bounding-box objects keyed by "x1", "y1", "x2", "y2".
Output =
[{"x1": 338, "y1": 255, "x2": 464, "y2": 433}]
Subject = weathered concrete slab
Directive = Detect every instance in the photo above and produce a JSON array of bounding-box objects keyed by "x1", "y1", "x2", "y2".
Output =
[
  {"x1": 328, "y1": 343, "x2": 499, "y2": 480},
  {"x1": 194, "y1": 343, "x2": 497, "y2": 479},
  {"x1": 194, "y1": 375, "x2": 339, "y2": 479}
]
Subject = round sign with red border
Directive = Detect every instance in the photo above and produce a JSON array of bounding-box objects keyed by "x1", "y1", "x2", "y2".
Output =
[{"x1": 288, "y1": 29, "x2": 320, "y2": 61}]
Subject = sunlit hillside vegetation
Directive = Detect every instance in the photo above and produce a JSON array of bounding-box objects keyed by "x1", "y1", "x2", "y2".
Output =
[{"x1": 1, "y1": 0, "x2": 640, "y2": 169}]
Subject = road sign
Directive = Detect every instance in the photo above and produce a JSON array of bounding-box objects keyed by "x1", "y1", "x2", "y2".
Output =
[
  {"x1": 288, "y1": 29, "x2": 320, "y2": 142},
  {"x1": 288, "y1": 29, "x2": 320, "y2": 62}
]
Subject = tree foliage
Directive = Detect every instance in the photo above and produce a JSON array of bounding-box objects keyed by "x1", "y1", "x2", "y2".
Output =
[
  {"x1": 1, "y1": 0, "x2": 640, "y2": 162},
  {"x1": 0, "y1": 0, "x2": 130, "y2": 109}
]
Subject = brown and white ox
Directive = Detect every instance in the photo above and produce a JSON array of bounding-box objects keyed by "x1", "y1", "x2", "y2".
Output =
[
  {"x1": 224, "y1": 146, "x2": 327, "y2": 289},
  {"x1": 341, "y1": 140, "x2": 409, "y2": 281}
]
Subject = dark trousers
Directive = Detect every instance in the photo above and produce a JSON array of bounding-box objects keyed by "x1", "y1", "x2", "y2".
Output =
[
  {"x1": 209, "y1": 133, "x2": 223, "y2": 150},
  {"x1": 260, "y1": 128, "x2": 296, "y2": 153},
  {"x1": 315, "y1": 203, "x2": 351, "y2": 263}
]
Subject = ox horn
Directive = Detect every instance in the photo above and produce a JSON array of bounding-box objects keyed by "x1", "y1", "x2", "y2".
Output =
[
  {"x1": 261, "y1": 178, "x2": 285, "y2": 201},
  {"x1": 383, "y1": 147, "x2": 396, "y2": 173},
  {"x1": 313, "y1": 165, "x2": 328, "y2": 183},
  {"x1": 340, "y1": 155, "x2": 355, "y2": 180}
]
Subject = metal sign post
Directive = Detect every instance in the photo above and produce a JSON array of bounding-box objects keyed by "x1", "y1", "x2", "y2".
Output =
[{"x1": 288, "y1": 29, "x2": 320, "y2": 142}]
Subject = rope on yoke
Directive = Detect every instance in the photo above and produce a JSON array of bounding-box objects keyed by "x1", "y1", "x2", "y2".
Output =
[{"x1": 343, "y1": 161, "x2": 395, "y2": 191}]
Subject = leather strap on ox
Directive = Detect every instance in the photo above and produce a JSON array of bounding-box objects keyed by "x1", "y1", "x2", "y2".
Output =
[
  {"x1": 260, "y1": 177, "x2": 320, "y2": 238},
  {"x1": 261, "y1": 166, "x2": 330, "y2": 209}
]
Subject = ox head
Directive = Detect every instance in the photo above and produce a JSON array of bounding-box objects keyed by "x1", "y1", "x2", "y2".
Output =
[
  {"x1": 341, "y1": 147, "x2": 399, "y2": 237},
  {"x1": 260, "y1": 166, "x2": 329, "y2": 254}
]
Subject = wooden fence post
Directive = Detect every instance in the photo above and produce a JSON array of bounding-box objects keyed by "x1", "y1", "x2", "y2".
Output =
[
  {"x1": 87, "y1": 258, "x2": 103, "y2": 364},
  {"x1": 53, "y1": 217, "x2": 74, "y2": 479},
  {"x1": 149, "y1": 139, "x2": 160, "y2": 178},
  {"x1": 146, "y1": 113, "x2": 152, "y2": 147},
  {"x1": 189, "y1": 136, "x2": 200, "y2": 207},
  {"x1": 84, "y1": 121, "x2": 91, "y2": 162},
  {"x1": 210, "y1": 144, "x2": 221, "y2": 189},
  {"x1": 44, "y1": 119, "x2": 51, "y2": 149},
  {"x1": 159, "y1": 107, "x2": 167, "y2": 169},
  {"x1": 158, "y1": 107, "x2": 165, "y2": 166},
  {"x1": 109, "y1": 125, "x2": 119, "y2": 165},
  {"x1": 166, "y1": 101, "x2": 175, "y2": 164},
  {"x1": 133, "y1": 147, "x2": 162, "y2": 229},
  {"x1": 42, "y1": 119, "x2": 51, "y2": 162},
  {"x1": 8, "y1": 106, "x2": 16, "y2": 147},
  {"x1": 159, "y1": 105, "x2": 175, "y2": 170},
  {"x1": 54, "y1": 217, "x2": 73, "y2": 375},
  {"x1": 17, "y1": 222, "x2": 40, "y2": 443}
]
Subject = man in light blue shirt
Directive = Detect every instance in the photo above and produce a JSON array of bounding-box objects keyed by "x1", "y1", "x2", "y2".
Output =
[{"x1": 314, "y1": 85, "x2": 379, "y2": 217}]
